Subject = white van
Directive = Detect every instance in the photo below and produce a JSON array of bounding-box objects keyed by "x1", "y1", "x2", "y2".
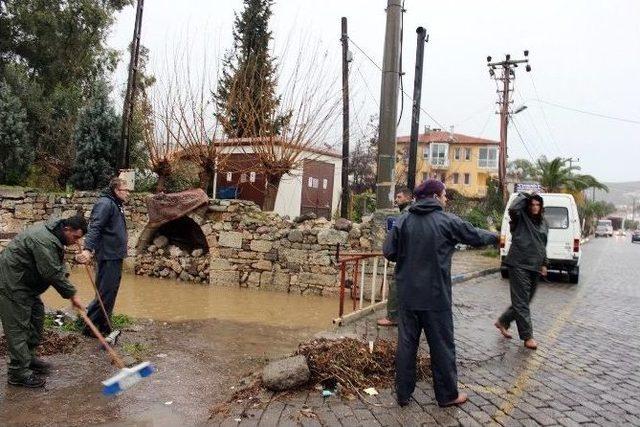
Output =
[
  {"x1": 499, "y1": 193, "x2": 582, "y2": 284},
  {"x1": 594, "y1": 219, "x2": 613, "y2": 237}
]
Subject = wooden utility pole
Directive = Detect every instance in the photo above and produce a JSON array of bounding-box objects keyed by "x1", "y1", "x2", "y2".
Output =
[
  {"x1": 407, "y1": 27, "x2": 428, "y2": 192},
  {"x1": 375, "y1": 0, "x2": 403, "y2": 209},
  {"x1": 487, "y1": 51, "x2": 531, "y2": 202},
  {"x1": 119, "y1": 0, "x2": 145, "y2": 170},
  {"x1": 340, "y1": 17, "x2": 351, "y2": 218}
]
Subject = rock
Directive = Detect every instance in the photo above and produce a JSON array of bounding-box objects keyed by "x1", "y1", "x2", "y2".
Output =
[
  {"x1": 156, "y1": 248, "x2": 165, "y2": 256},
  {"x1": 168, "y1": 245, "x2": 183, "y2": 258},
  {"x1": 287, "y1": 229, "x2": 304, "y2": 243},
  {"x1": 252, "y1": 260, "x2": 273, "y2": 271},
  {"x1": 153, "y1": 235, "x2": 169, "y2": 249},
  {"x1": 317, "y1": 229, "x2": 348, "y2": 245},
  {"x1": 294, "y1": 212, "x2": 316, "y2": 223},
  {"x1": 250, "y1": 240, "x2": 273, "y2": 253},
  {"x1": 179, "y1": 271, "x2": 191, "y2": 281},
  {"x1": 147, "y1": 245, "x2": 157, "y2": 253},
  {"x1": 348, "y1": 226, "x2": 362, "y2": 240},
  {"x1": 218, "y1": 231, "x2": 243, "y2": 249},
  {"x1": 191, "y1": 248, "x2": 204, "y2": 257},
  {"x1": 262, "y1": 355, "x2": 310, "y2": 391},
  {"x1": 122, "y1": 355, "x2": 138, "y2": 367},
  {"x1": 333, "y1": 218, "x2": 352, "y2": 231},
  {"x1": 167, "y1": 259, "x2": 182, "y2": 274}
]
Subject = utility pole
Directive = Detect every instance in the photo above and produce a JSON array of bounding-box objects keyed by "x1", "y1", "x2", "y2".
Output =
[
  {"x1": 407, "y1": 27, "x2": 428, "y2": 192},
  {"x1": 340, "y1": 17, "x2": 351, "y2": 219},
  {"x1": 119, "y1": 0, "x2": 145, "y2": 171},
  {"x1": 564, "y1": 157, "x2": 580, "y2": 169},
  {"x1": 375, "y1": 0, "x2": 403, "y2": 209},
  {"x1": 487, "y1": 51, "x2": 531, "y2": 202}
]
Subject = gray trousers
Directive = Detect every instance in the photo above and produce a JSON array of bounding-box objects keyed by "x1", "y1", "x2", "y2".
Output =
[
  {"x1": 86, "y1": 259, "x2": 123, "y2": 335},
  {"x1": 498, "y1": 266, "x2": 539, "y2": 340},
  {"x1": 396, "y1": 308, "x2": 458, "y2": 405}
]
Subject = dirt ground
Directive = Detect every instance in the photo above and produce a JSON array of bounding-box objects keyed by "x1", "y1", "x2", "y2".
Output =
[{"x1": 0, "y1": 318, "x2": 318, "y2": 426}]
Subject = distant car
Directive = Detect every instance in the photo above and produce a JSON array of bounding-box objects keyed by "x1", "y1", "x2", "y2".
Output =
[
  {"x1": 616, "y1": 230, "x2": 626, "y2": 237},
  {"x1": 632, "y1": 230, "x2": 640, "y2": 243},
  {"x1": 595, "y1": 219, "x2": 613, "y2": 237}
]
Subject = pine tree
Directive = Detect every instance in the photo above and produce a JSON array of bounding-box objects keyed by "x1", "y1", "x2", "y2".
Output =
[
  {"x1": 0, "y1": 80, "x2": 33, "y2": 184},
  {"x1": 69, "y1": 80, "x2": 120, "y2": 190},
  {"x1": 215, "y1": 0, "x2": 286, "y2": 137}
]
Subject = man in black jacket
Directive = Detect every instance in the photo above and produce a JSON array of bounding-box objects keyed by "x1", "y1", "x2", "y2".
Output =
[
  {"x1": 383, "y1": 179, "x2": 498, "y2": 407},
  {"x1": 77, "y1": 177, "x2": 129, "y2": 336},
  {"x1": 495, "y1": 193, "x2": 548, "y2": 350}
]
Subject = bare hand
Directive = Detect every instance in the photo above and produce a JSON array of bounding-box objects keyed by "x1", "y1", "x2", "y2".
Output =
[
  {"x1": 76, "y1": 249, "x2": 93, "y2": 264},
  {"x1": 541, "y1": 266, "x2": 548, "y2": 276},
  {"x1": 70, "y1": 295, "x2": 85, "y2": 311}
]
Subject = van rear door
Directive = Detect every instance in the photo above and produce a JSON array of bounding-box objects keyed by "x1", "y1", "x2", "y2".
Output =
[{"x1": 545, "y1": 205, "x2": 573, "y2": 261}]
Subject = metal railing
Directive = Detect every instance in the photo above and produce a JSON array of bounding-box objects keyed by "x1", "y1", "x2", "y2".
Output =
[{"x1": 333, "y1": 247, "x2": 391, "y2": 325}]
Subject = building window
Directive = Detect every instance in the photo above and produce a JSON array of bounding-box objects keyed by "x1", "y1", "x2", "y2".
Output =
[
  {"x1": 226, "y1": 172, "x2": 232, "y2": 182},
  {"x1": 464, "y1": 147, "x2": 471, "y2": 161},
  {"x1": 422, "y1": 145, "x2": 430, "y2": 160},
  {"x1": 249, "y1": 171, "x2": 256, "y2": 183},
  {"x1": 430, "y1": 143, "x2": 449, "y2": 166},
  {"x1": 240, "y1": 173, "x2": 247, "y2": 183},
  {"x1": 308, "y1": 177, "x2": 314, "y2": 187},
  {"x1": 464, "y1": 173, "x2": 470, "y2": 185},
  {"x1": 322, "y1": 178, "x2": 328, "y2": 189},
  {"x1": 478, "y1": 147, "x2": 498, "y2": 168},
  {"x1": 454, "y1": 147, "x2": 461, "y2": 160},
  {"x1": 453, "y1": 173, "x2": 459, "y2": 184}
]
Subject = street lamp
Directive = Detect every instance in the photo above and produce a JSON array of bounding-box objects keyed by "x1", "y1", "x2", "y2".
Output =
[{"x1": 514, "y1": 105, "x2": 528, "y2": 114}]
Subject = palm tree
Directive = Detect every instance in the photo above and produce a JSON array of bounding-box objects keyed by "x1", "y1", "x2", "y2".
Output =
[{"x1": 536, "y1": 156, "x2": 608, "y2": 194}]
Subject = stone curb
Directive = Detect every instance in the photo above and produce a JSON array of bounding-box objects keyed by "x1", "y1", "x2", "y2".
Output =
[{"x1": 334, "y1": 266, "x2": 501, "y2": 326}]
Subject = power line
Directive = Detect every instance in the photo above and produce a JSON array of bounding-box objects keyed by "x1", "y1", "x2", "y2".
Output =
[
  {"x1": 530, "y1": 99, "x2": 640, "y2": 125},
  {"x1": 514, "y1": 87, "x2": 556, "y2": 156},
  {"x1": 348, "y1": 36, "x2": 447, "y2": 130},
  {"x1": 510, "y1": 116, "x2": 535, "y2": 162},
  {"x1": 528, "y1": 74, "x2": 562, "y2": 154}
]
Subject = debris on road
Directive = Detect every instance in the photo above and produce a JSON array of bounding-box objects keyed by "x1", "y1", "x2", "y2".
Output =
[{"x1": 0, "y1": 329, "x2": 80, "y2": 357}]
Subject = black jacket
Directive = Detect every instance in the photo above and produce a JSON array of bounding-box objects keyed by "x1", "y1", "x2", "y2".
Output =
[
  {"x1": 504, "y1": 193, "x2": 548, "y2": 272},
  {"x1": 383, "y1": 199, "x2": 498, "y2": 311},
  {"x1": 84, "y1": 190, "x2": 128, "y2": 261}
]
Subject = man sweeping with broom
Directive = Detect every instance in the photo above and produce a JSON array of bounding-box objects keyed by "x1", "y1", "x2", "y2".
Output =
[{"x1": 0, "y1": 215, "x2": 87, "y2": 388}]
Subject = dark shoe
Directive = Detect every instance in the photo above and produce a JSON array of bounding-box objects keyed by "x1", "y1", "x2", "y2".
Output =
[
  {"x1": 397, "y1": 397, "x2": 410, "y2": 407},
  {"x1": 439, "y1": 392, "x2": 468, "y2": 407},
  {"x1": 30, "y1": 358, "x2": 52, "y2": 375},
  {"x1": 8, "y1": 374, "x2": 46, "y2": 388}
]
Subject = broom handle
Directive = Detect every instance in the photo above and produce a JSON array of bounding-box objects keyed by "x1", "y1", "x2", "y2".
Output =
[
  {"x1": 76, "y1": 245, "x2": 113, "y2": 331},
  {"x1": 76, "y1": 308, "x2": 126, "y2": 369}
]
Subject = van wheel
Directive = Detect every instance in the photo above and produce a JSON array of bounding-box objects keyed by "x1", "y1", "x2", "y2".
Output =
[
  {"x1": 500, "y1": 267, "x2": 509, "y2": 279},
  {"x1": 569, "y1": 267, "x2": 579, "y2": 284}
]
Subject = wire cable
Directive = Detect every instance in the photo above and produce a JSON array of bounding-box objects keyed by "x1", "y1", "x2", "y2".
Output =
[
  {"x1": 527, "y1": 74, "x2": 562, "y2": 154},
  {"x1": 510, "y1": 116, "x2": 535, "y2": 162},
  {"x1": 530, "y1": 99, "x2": 640, "y2": 125}
]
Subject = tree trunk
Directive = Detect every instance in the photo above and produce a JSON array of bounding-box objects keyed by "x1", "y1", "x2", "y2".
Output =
[
  {"x1": 262, "y1": 174, "x2": 282, "y2": 212},
  {"x1": 156, "y1": 174, "x2": 167, "y2": 193},
  {"x1": 198, "y1": 170, "x2": 211, "y2": 192}
]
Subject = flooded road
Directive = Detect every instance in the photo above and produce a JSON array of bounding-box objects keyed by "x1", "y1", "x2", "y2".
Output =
[
  {"x1": 42, "y1": 268, "x2": 345, "y2": 329},
  {"x1": 1, "y1": 269, "x2": 348, "y2": 426}
]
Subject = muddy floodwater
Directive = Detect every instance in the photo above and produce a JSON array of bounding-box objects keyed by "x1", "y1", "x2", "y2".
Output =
[
  {"x1": 1, "y1": 268, "x2": 349, "y2": 426},
  {"x1": 43, "y1": 268, "x2": 345, "y2": 329}
]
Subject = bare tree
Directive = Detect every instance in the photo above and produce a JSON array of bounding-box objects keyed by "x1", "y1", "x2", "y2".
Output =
[{"x1": 217, "y1": 39, "x2": 342, "y2": 211}]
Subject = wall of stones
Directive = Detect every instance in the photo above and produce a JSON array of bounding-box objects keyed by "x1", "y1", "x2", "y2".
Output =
[{"x1": 0, "y1": 187, "x2": 388, "y2": 296}]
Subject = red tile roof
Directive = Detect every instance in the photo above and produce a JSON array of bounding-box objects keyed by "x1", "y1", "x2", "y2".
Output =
[{"x1": 397, "y1": 131, "x2": 499, "y2": 145}]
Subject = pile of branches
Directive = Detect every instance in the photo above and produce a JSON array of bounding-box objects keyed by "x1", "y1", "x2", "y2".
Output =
[
  {"x1": 296, "y1": 338, "x2": 431, "y2": 395},
  {"x1": 0, "y1": 330, "x2": 80, "y2": 357}
]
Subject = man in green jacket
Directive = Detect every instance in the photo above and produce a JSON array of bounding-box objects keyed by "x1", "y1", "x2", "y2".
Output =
[{"x1": 0, "y1": 216, "x2": 86, "y2": 388}]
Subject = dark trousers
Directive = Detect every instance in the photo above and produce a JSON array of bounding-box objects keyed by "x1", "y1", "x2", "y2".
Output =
[
  {"x1": 396, "y1": 308, "x2": 458, "y2": 405},
  {"x1": 498, "y1": 266, "x2": 539, "y2": 340},
  {"x1": 0, "y1": 294, "x2": 44, "y2": 380},
  {"x1": 386, "y1": 276, "x2": 398, "y2": 321},
  {"x1": 86, "y1": 259, "x2": 123, "y2": 335}
]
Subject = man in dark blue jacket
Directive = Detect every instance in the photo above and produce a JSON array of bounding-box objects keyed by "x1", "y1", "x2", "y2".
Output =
[
  {"x1": 77, "y1": 177, "x2": 129, "y2": 336},
  {"x1": 383, "y1": 179, "x2": 498, "y2": 408}
]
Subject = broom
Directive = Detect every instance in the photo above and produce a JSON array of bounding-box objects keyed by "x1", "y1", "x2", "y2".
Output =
[{"x1": 76, "y1": 308, "x2": 155, "y2": 396}]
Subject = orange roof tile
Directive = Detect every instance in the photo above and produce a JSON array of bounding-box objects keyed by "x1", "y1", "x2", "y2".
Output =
[{"x1": 397, "y1": 130, "x2": 498, "y2": 145}]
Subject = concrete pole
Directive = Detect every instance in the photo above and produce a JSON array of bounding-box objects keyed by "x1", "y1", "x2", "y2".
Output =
[
  {"x1": 340, "y1": 17, "x2": 350, "y2": 218},
  {"x1": 499, "y1": 67, "x2": 510, "y2": 203},
  {"x1": 375, "y1": 0, "x2": 403, "y2": 209},
  {"x1": 407, "y1": 27, "x2": 427, "y2": 191}
]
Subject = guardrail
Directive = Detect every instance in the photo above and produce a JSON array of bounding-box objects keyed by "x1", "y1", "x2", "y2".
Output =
[{"x1": 333, "y1": 246, "x2": 391, "y2": 326}]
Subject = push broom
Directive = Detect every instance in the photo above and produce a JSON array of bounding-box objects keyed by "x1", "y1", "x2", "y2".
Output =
[{"x1": 76, "y1": 307, "x2": 155, "y2": 396}]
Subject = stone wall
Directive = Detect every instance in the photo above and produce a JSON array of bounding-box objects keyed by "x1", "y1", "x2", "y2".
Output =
[{"x1": 0, "y1": 187, "x2": 387, "y2": 296}]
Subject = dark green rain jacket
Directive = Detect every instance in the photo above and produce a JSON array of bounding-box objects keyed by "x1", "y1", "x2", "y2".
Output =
[
  {"x1": 504, "y1": 193, "x2": 549, "y2": 272},
  {"x1": 0, "y1": 219, "x2": 77, "y2": 303}
]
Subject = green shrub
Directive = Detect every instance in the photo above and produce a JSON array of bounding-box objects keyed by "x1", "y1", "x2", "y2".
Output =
[{"x1": 350, "y1": 191, "x2": 376, "y2": 222}]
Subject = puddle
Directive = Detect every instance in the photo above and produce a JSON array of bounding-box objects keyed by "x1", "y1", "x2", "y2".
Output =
[{"x1": 42, "y1": 267, "x2": 347, "y2": 329}]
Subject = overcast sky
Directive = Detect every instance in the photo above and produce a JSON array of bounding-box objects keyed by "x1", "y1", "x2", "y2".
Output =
[{"x1": 107, "y1": 0, "x2": 640, "y2": 183}]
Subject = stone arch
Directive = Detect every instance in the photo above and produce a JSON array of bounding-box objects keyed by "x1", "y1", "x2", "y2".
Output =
[{"x1": 134, "y1": 211, "x2": 214, "y2": 255}]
